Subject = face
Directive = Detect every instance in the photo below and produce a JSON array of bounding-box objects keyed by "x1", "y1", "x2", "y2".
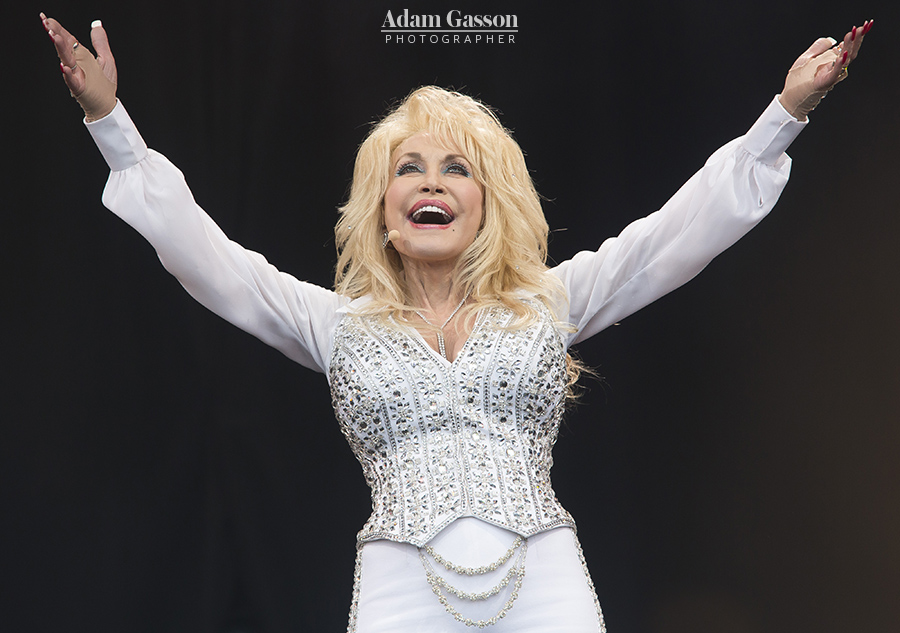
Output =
[{"x1": 383, "y1": 132, "x2": 483, "y2": 268}]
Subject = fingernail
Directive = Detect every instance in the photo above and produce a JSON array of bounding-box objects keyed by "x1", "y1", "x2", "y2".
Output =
[
  {"x1": 91, "y1": 19, "x2": 102, "y2": 29},
  {"x1": 60, "y1": 62, "x2": 66, "y2": 74},
  {"x1": 851, "y1": 26, "x2": 856, "y2": 40},
  {"x1": 842, "y1": 51, "x2": 848, "y2": 65},
  {"x1": 48, "y1": 28, "x2": 54, "y2": 36}
]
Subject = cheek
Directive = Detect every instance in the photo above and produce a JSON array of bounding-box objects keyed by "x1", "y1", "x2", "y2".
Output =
[
  {"x1": 465, "y1": 183, "x2": 485, "y2": 223},
  {"x1": 384, "y1": 180, "x2": 412, "y2": 214},
  {"x1": 382, "y1": 186, "x2": 401, "y2": 222}
]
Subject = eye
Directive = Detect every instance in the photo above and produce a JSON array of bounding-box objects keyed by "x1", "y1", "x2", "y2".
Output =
[
  {"x1": 443, "y1": 162, "x2": 471, "y2": 177},
  {"x1": 396, "y1": 162, "x2": 424, "y2": 176}
]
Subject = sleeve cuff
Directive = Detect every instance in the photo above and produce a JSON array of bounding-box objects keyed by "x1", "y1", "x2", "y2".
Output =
[
  {"x1": 741, "y1": 96, "x2": 807, "y2": 165},
  {"x1": 84, "y1": 100, "x2": 149, "y2": 171}
]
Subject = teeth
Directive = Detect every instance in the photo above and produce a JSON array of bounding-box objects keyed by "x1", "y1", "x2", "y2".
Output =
[{"x1": 411, "y1": 205, "x2": 452, "y2": 223}]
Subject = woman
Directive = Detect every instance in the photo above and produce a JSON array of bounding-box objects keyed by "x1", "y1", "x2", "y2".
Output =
[{"x1": 41, "y1": 13, "x2": 870, "y2": 632}]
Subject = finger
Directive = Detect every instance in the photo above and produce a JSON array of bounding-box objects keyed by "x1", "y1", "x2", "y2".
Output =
[
  {"x1": 90, "y1": 20, "x2": 114, "y2": 63},
  {"x1": 42, "y1": 15, "x2": 92, "y2": 97},
  {"x1": 90, "y1": 20, "x2": 118, "y2": 84},
  {"x1": 840, "y1": 27, "x2": 859, "y2": 65},
  {"x1": 827, "y1": 21, "x2": 866, "y2": 83},
  {"x1": 814, "y1": 44, "x2": 854, "y2": 92},
  {"x1": 789, "y1": 36, "x2": 837, "y2": 72},
  {"x1": 843, "y1": 20, "x2": 872, "y2": 65},
  {"x1": 58, "y1": 59, "x2": 86, "y2": 98},
  {"x1": 815, "y1": 57, "x2": 843, "y2": 89},
  {"x1": 804, "y1": 36, "x2": 837, "y2": 60},
  {"x1": 42, "y1": 15, "x2": 79, "y2": 69},
  {"x1": 818, "y1": 43, "x2": 845, "y2": 80}
]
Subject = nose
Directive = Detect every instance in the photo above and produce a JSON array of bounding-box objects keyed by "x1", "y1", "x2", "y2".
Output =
[{"x1": 418, "y1": 168, "x2": 446, "y2": 194}]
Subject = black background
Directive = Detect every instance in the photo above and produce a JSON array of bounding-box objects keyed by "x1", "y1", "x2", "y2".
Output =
[{"x1": 3, "y1": 1, "x2": 899, "y2": 632}]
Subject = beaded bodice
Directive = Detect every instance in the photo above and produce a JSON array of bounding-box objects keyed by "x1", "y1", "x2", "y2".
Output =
[{"x1": 329, "y1": 302, "x2": 575, "y2": 547}]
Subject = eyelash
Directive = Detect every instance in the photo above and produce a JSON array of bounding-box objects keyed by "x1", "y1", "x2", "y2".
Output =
[
  {"x1": 396, "y1": 162, "x2": 424, "y2": 176},
  {"x1": 394, "y1": 162, "x2": 472, "y2": 177},
  {"x1": 444, "y1": 163, "x2": 471, "y2": 177}
]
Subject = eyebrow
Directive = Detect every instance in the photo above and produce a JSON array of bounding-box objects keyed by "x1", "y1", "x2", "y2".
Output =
[{"x1": 395, "y1": 152, "x2": 470, "y2": 165}]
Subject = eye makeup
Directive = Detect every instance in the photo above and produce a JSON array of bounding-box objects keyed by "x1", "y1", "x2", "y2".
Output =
[
  {"x1": 396, "y1": 162, "x2": 425, "y2": 176},
  {"x1": 442, "y1": 162, "x2": 471, "y2": 177},
  {"x1": 393, "y1": 154, "x2": 473, "y2": 178}
]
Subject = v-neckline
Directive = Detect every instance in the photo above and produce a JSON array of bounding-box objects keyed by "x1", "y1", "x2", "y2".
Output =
[{"x1": 403, "y1": 308, "x2": 486, "y2": 366}]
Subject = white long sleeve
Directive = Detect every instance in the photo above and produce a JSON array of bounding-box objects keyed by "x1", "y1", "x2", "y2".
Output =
[
  {"x1": 86, "y1": 101, "x2": 347, "y2": 374},
  {"x1": 550, "y1": 96, "x2": 806, "y2": 346},
  {"x1": 85, "y1": 97, "x2": 805, "y2": 367}
]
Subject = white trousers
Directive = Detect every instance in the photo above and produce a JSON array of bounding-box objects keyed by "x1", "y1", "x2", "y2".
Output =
[{"x1": 351, "y1": 518, "x2": 606, "y2": 632}]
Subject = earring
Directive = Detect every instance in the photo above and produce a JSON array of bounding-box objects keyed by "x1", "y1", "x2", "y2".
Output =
[{"x1": 382, "y1": 231, "x2": 390, "y2": 249}]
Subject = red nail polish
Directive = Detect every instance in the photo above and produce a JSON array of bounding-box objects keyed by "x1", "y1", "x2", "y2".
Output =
[
  {"x1": 60, "y1": 62, "x2": 65, "y2": 74},
  {"x1": 842, "y1": 51, "x2": 848, "y2": 65},
  {"x1": 851, "y1": 26, "x2": 856, "y2": 40}
]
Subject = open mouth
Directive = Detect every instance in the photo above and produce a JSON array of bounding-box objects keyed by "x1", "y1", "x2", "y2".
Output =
[
  {"x1": 408, "y1": 200, "x2": 455, "y2": 226},
  {"x1": 410, "y1": 205, "x2": 453, "y2": 225}
]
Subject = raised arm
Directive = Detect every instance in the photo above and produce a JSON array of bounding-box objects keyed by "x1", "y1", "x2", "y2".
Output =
[
  {"x1": 552, "y1": 23, "x2": 872, "y2": 346},
  {"x1": 41, "y1": 15, "x2": 345, "y2": 374}
]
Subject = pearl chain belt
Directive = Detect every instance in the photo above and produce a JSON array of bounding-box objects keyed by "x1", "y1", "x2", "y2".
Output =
[{"x1": 417, "y1": 536, "x2": 527, "y2": 628}]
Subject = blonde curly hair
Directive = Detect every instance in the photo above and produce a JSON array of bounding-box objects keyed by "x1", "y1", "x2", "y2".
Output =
[
  {"x1": 333, "y1": 86, "x2": 590, "y2": 397},
  {"x1": 334, "y1": 86, "x2": 565, "y2": 322}
]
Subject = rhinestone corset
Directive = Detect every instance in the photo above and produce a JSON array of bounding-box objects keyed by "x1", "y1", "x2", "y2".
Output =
[{"x1": 329, "y1": 303, "x2": 576, "y2": 547}]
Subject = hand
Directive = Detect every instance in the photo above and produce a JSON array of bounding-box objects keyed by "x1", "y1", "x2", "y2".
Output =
[
  {"x1": 41, "y1": 13, "x2": 118, "y2": 122},
  {"x1": 779, "y1": 19, "x2": 873, "y2": 121}
]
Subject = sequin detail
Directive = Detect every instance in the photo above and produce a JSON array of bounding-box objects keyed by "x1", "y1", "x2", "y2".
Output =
[
  {"x1": 329, "y1": 302, "x2": 575, "y2": 547},
  {"x1": 346, "y1": 542, "x2": 364, "y2": 633},
  {"x1": 573, "y1": 532, "x2": 607, "y2": 632}
]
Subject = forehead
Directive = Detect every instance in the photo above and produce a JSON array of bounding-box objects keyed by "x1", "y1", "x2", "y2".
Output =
[{"x1": 392, "y1": 131, "x2": 466, "y2": 162}]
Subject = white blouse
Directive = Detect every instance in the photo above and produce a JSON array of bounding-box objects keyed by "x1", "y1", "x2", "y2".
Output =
[{"x1": 85, "y1": 97, "x2": 805, "y2": 375}]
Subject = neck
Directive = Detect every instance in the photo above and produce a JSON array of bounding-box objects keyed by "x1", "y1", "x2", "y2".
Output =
[{"x1": 401, "y1": 259, "x2": 465, "y2": 318}]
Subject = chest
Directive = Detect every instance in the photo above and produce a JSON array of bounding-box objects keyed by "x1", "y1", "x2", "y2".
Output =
[{"x1": 328, "y1": 307, "x2": 569, "y2": 454}]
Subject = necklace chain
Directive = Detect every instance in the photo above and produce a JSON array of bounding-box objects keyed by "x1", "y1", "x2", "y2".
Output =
[{"x1": 414, "y1": 291, "x2": 469, "y2": 359}]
